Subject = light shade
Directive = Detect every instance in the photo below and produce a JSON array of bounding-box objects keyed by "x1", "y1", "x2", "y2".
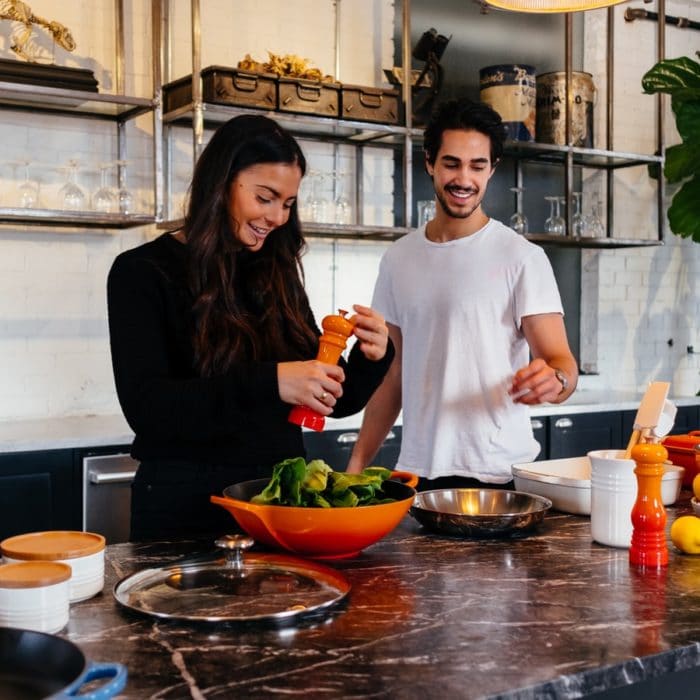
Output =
[{"x1": 484, "y1": 0, "x2": 628, "y2": 12}]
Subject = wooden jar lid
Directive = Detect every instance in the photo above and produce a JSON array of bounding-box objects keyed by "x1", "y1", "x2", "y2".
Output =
[
  {"x1": 0, "y1": 561, "x2": 72, "y2": 589},
  {"x1": 1, "y1": 531, "x2": 105, "y2": 560}
]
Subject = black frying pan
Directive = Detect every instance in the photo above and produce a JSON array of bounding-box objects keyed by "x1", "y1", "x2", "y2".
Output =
[{"x1": 0, "y1": 627, "x2": 126, "y2": 700}]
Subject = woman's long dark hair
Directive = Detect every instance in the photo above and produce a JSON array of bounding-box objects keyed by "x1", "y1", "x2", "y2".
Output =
[{"x1": 183, "y1": 114, "x2": 318, "y2": 376}]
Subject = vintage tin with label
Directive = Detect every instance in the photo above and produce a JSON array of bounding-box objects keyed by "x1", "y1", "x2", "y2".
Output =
[{"x1": 480, "y1": 64, "x2": 536, "y2": 142}]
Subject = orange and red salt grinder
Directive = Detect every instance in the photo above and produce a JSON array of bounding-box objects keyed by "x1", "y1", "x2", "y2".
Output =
[
  {"x1": 288, "y1": 310, "x2": 355, "y2": 432},
  {"x1": 629, "y1": 441, "x2": 669, "y2": 568}
]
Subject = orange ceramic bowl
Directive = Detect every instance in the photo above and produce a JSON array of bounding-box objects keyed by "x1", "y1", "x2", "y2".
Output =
[{"x1": 211, "y1": 471, "x2": 418, "y2": 559}]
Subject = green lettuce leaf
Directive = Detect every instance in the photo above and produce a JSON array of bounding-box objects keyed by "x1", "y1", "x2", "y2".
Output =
[{"x1": 250, "y1": 460, "x2": 397, "y2": 508}]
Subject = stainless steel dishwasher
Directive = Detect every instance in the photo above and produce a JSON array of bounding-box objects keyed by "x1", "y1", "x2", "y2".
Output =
[{"x1": 82, "y1": 452, "x2": 138, "y2": 544}]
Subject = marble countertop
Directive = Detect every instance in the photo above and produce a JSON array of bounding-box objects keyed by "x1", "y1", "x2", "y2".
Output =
[
  {"x1": 1, "y1": 393, "x2": 698, "y2": 454},
  {"x1": 63, "y1": 500, "x2": 700, "y2": 699}
]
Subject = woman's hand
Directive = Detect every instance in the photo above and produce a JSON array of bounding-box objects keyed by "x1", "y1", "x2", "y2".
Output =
[
  {"x1": 278, "y1": 361, "x2": 345, "y2": 415},
  {"x1": 349, "y1": 304, "x2": 389, "y2": 361}
]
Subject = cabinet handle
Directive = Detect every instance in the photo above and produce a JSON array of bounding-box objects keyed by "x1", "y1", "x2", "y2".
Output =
[
  {"x1": 88, "y1": 470, "x2": 137, "y2": 484},
  {"x1": 554, "y1": 418, "x2": 573, "y2": 429},
  {"x1": 336, "y1": 430, "x2": 395, "y2": 444},
  {"x1": 530, "y1": 419, "x2": 544, "y2": 430}
]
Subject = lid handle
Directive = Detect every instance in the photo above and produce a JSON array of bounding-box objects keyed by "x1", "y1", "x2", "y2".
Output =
[{"x1": 215, "y1": 534, "x2": 255, "y2": 570}]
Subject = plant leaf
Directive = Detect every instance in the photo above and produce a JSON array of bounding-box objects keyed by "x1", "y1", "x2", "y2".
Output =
[
  {"x1": 664, "y1": 143, "x2": 700, "y2": 183},
  {"x1": 672, "y1": 95, "x2": 700, "y2": 142},
  {"x1": 642, "y1": 56, "x2": 700, "y2": 95},
  {"x1": 668, "y1": 175, "x2": 700, "y2": 242}
]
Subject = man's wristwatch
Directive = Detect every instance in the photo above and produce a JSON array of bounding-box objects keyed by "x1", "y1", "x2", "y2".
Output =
[{"x1": 554, "y1": 368, "x2": 569, "y2": 396}]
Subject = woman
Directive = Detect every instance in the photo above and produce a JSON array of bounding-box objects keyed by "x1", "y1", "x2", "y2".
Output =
[{"x1": 107, "y1": 114, "x2": 393, "y2": 541}]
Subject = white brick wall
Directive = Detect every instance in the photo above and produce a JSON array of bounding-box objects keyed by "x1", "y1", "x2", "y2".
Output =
[
  {"x1": 0, "y1": 0, "x2": 394, "y2": 421},
  {"x1": 1, "y1": 0, "x2": 698, "y2": 423},
  {"x1": 581, "y1": 1, "x2": 700, "y2": 397}
]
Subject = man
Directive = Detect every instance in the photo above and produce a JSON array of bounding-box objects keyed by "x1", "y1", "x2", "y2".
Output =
[{"x1": 346, "y1": 98, "x2": 578, "y2": 490}]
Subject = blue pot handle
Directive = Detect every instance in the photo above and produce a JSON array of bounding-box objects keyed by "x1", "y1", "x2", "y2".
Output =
[{"x1": 58, "y1": 662, "x2": 128, "y2": 699}]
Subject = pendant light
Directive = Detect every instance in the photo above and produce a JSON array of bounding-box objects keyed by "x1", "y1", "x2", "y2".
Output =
[{"x1": 483, "y1": 0, "x2": 628, "y2": 12}]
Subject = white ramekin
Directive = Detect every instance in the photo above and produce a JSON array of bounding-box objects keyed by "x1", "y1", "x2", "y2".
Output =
[
  {"x1": 1, "y1": 531, "x2": 106, "y2": 603},
  {"x1": 0, "y1": 560, "x2": 71, "y2": 633}
]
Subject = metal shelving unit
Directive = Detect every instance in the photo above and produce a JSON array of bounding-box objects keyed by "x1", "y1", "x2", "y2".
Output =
[
  {"x1": 156, "y1": 0, "x2": 415, "y2": 237},
  {"x1": 503, "y1": 4, "x2": 666, "y2": 247},
  {"x1": 0, "y1": 0, "x2": 666, "y2": 242},
  {"x1": 0, "y1": 0, "x2": 160, "y2": 230}
]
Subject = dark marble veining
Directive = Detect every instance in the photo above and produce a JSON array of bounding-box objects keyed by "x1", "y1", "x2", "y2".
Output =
[{"x1": 62, "y1": 497, "x2": 700, "y2": 699}]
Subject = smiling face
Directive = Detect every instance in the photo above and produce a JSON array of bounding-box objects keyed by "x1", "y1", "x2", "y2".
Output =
[
  {"x1": 426, "y1": 128, "x2": 496, "y2": 235},
  {"x1": 227, "y1": 162, "x2": 303, "y2": 251}
]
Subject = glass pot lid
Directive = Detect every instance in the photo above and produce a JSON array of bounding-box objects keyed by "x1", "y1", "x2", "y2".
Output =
[{"x1": 113, "y1": 534, "x2": 350, "y2": 625}]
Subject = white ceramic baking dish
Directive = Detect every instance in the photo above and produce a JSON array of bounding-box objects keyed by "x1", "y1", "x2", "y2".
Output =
[{"x1": 511, "y1": 457, "x2": 684, "y2": 515}]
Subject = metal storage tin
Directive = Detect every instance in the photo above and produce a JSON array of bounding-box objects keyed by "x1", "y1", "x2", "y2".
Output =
[
  {"x1": 536, "y1": 71, "x2": 595, "y2": 147},
  {"x1": 479, "y1": 64, "x2": 536, "y2": 142},
  {"x1": 340, "y1": 85, "x2": 400, "y2": 124},
  {"x1": 278, "y1": 77, "x2": 340, "y2": 118},
  {"x1": 163, "y1": 66, "x2": 277, "y2": 112}
]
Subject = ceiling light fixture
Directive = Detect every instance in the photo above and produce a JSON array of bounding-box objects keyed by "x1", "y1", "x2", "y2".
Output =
[{"x1": 482, "y1": 0, "x2": 628, "y2": 13}]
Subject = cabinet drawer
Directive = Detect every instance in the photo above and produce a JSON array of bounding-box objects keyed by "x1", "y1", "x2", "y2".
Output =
[
  {"x1": 304, "y1": 427, "x2": 402, "y2": 471},
  {"x1": 0, "y1": 449, "x2": 80, "y2": 541},
  {"x1": 548, "y1": 411, "x2": 623, "y2": 459}
]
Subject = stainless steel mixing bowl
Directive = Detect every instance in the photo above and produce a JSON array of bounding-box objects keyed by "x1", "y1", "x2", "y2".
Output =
[{"x1": 409, "y1": 488, "x2": 552, "y2": 537}]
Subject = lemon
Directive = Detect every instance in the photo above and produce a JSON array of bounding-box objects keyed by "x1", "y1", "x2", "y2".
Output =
[
  {"x1": 670, "y1": 515, "x2": 700, "y2": 554},
  {"x1": 693, "y1": 473, "x2": 700, "y2": 501}
]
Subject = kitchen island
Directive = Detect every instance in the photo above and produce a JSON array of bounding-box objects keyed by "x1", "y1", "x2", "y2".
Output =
[{"x1": 61, "y1": 498, "x2": 700, "y2": 700}]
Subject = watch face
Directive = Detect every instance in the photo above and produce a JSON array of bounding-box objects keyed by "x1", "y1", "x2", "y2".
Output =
[{"x1": 555, "y1": 370, "x2": 568, "y2": 392}]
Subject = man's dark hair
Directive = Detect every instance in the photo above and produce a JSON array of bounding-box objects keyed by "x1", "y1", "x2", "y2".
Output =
[{"x1": 423, "y1": 98, "x2": 507, "y2": 166}]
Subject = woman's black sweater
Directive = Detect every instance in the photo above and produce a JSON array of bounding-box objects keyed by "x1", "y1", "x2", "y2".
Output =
[{"x1": 107, "y1": 233, "x2": 394, "y2": 473}]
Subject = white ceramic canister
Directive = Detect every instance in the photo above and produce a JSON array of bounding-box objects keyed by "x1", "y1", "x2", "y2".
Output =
[
  {"x1": 1, "y1": 531, "x2": 105, "y2": 603},
  {"x1": 588, "y1": 449, "x2": 638, "y2": 548},
  {"x1": 0, "y1": 560, "x2": 71, "y2": 633}
]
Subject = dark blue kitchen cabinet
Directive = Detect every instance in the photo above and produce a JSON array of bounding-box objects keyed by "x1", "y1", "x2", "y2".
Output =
[
  {"x1": 530, "y1": 417, "x2": 548, "y2": 461},
  {"x1": 547, "y1": 411, "x2": 623, "y2": 460},
  {"x1": 303, "y1": 426, "x2": 402, "y2": 472},
  {"x1": 0, "y1": 449, "x2": 81, "y2": 541}
]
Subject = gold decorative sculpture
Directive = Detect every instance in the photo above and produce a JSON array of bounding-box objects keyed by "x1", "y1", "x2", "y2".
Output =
[{"x1": 0, "y1": 0, "x2": 76, "y2": 62}]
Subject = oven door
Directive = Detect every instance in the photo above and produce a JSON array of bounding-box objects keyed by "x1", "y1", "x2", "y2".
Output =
[{"x1": 82, "y1": 453, "x2": 138, "y2": 544}]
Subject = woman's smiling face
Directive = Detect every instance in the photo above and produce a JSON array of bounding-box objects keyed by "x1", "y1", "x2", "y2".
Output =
[{"x1": 227, "y1": 162, "x2": 302, "y2": 251}]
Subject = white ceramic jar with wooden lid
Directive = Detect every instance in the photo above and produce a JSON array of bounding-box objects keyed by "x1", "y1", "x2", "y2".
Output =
[
  {"x1": 0, "y1": 560, "x2": 71, "y2": 633},
  {"x1": 1, "y1": 531, "x2": 106, "y2": 603}
]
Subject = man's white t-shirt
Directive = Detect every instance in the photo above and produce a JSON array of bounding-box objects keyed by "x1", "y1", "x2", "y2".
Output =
[{"x1": 372, "y1": 219, "x2": 564, "y2": 482}]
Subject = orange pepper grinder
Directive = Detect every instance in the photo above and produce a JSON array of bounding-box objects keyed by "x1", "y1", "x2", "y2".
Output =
[
  {"x1": 629, "y1": 441, "x2": 669, "y2": 568},
  {"x1": 288, "y1": 310, "x2": 355, "y2": 432}
]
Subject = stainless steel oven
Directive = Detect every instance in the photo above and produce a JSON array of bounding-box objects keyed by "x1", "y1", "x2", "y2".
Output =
[{"x1": 82, "y1": 451, "x2": 138, "y2": 544}]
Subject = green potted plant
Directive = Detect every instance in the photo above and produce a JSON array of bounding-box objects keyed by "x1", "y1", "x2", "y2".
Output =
[{"x1": 641, "y1": 53, "x2": 700, "y2": 242}]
